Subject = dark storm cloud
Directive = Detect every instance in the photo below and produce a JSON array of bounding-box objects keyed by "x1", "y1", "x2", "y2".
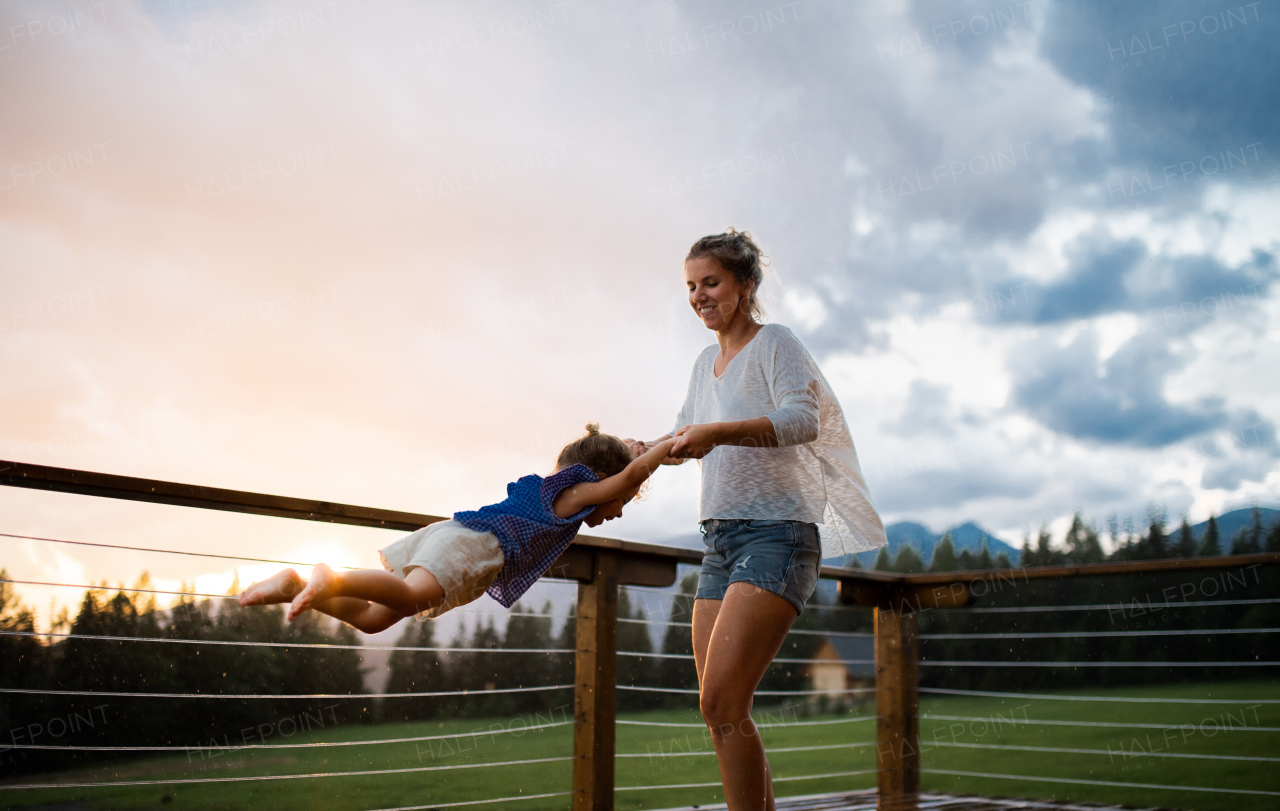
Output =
[
  {"x1": 989, "y1": 233, "x2": 1277, "y2": 325},
  {"x1": 1042, "y1": 0, "x2": 1280, "y2": 172},
  {"x1": 1009, "y1": 328, "x2": 1253, "y2": 447}
]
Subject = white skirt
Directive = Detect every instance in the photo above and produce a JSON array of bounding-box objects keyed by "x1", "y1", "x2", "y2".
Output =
[{"x1": 379, "y1": 519, "x2": 505, "y2": 620}]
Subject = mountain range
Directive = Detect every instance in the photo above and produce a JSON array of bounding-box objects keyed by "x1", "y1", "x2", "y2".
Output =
[{"x1": 837, "y1": 506, "x2": 1278, "y2": 568}]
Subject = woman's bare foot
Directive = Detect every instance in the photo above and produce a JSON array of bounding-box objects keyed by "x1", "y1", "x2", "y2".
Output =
[
  {"x1": 287, "y1": 563, "x2": 338, "y2": 622},
  {"x1": 239, "y1": 569, "x2": 304, "y2": 607}
]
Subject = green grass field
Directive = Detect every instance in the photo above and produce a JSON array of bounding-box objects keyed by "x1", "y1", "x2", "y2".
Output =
[{"x1": 1, "y1": 681, "x2": 1276, "y2": 811}]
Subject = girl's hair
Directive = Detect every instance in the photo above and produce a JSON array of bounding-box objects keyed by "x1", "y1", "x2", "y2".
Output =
[
  {"x1": 686, "y1": 228, "x2": 769, "y2": 320},
  {"x1": 557, "y1": 423, "x2": 632, "y2": 479}
]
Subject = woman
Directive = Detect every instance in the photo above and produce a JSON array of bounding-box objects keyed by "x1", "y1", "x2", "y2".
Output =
[{"x1": 629, "y1": 229, "x2": 886, "y2": 811}]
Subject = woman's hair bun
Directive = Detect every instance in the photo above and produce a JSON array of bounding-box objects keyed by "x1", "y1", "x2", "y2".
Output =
[{"x1": 584, "y1": 423, "x2": 600, "y2": 436}]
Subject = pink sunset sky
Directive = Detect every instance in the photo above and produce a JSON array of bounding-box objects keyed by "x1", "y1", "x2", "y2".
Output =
[{"x1": 2, "y1": 0, "x2": 1277, "y2": 630}]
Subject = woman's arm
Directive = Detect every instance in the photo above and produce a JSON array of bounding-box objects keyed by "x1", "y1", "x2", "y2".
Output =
[
  {"x1": 669, "y1": 418, "x2": 780, "y2": 458},
  {"x1": 552, "y1": 438, "x2": 676, "y2": 518}
]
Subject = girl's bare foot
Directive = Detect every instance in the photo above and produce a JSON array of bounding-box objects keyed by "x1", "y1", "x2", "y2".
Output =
[
  {"x1": 288, "y1": 563, "x2": 338, "y2": 622},
  {"x1": 239, "y1": 569, "x2": 304, "y2": 607}
]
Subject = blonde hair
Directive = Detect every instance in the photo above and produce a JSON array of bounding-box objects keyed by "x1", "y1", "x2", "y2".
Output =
[{"x1": 557, "y1": 423, "x2": 632, "y2": 480}]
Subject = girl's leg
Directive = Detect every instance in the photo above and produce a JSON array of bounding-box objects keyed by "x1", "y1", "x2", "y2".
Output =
[
  {"x1": 289, "y1": 564, "x2": 445, "y2": 623},
  {"x1": 308, "y1": 597, "x2": 405, "y2": 634},
  {"x1": 692, "y1": 583, "x2": 797, "y2": 811}
]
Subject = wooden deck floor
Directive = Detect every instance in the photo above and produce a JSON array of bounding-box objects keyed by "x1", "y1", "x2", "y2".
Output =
[{"x1": 652, "y1": 789, "x2": 1176, "y2": 811}]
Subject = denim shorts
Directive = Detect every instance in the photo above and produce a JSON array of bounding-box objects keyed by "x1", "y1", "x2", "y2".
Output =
[{"x1": 695, "y1": 519, "x2": 822, "y2": 615}]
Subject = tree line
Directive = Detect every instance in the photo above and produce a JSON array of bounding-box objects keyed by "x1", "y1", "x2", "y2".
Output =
[{"x1": 862, "y1": 507, "x2": 1280, "y2": 693}]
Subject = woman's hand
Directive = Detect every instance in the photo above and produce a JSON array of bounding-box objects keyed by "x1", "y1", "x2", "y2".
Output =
[
  {"x1": 625, "y1": 436, "x2": 686, "y2": 464},
  {"x1": 669, "y1": 423, "x2": 723, "y2": 459}
]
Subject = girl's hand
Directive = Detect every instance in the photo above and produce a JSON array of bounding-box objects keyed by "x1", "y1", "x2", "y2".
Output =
[
  {"x1": 669, "y1": 423, "x2": 722, "y2": 459},
  {"x1": 626, "y1": 436, "x2": 685, "y2": 464}
]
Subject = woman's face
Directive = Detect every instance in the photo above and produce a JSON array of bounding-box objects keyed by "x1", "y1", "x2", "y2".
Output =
[{"x1": 684, "y1": 256, "x2": 752, "y2": 333}]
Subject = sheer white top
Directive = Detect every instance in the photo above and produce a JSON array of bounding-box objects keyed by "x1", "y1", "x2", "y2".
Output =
[{"x1": 673, "y1": 323, "x2": 887, "y2": 558}]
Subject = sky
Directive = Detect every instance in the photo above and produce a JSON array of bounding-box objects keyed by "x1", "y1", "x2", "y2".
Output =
[{"x1": 1, "y1": 0, "x2": 1277, "y2": 632}]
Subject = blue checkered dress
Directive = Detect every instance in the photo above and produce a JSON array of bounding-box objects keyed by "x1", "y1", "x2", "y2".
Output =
[{"x1": 454, "y1": 463, "x2": 599, "y2": 608}]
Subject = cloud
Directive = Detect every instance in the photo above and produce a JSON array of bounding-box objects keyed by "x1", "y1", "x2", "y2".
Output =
[
  {"x1": 991, "y1": 232, "x2": 1277, "y2": 325},
  {"x1": 1043, "y1": 0, "x2": 1280, "y2": 173},
  {"x1": 1008, "y1": 326, "x2": 1248, "y2": 447}
]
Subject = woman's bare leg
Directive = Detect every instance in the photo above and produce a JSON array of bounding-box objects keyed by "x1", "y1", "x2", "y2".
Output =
[{"x1": 693, "y1": 583, "x2": 798, "y2": 811}]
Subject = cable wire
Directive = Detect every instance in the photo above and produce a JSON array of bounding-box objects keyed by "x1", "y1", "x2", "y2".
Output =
[
  {"x1": 6, "y1": 720, "x2": 576, "y2": 752},
  {"x1": 0, "y1": 685, "x2": 573, "y2": 700},
  {"x1": 5, "y1": 579, "x2": 871, "y2": 638},
  {"x1": 918, "y1": 658, "x2": 1280, "y2": 667},
  {"x1": 918, "y1": 686, "x2": 1280, "y2": 704},
  {"x1": 0, "y1": 630, "x2": 576, "y2": 655},
  {"x1": 617, "y1": 742, "x2": 874, "y2": 759},
  {"x1": 922, "y1": 713, "x2": 1280, "y2": 732},
  {"x1": 369, "y1": 790, "x2": 577, "y2": 811},
  {"x1": 962, "y1": 596, "x2": 1280, "y2": 613},
  {"x1": 0, "y1": 756, "x2": 576, "y2": 791},
  {"x1": 617, "y1": 716, "x2": 874, "y2": 729},
  {"x1": 919, "y1": 627, "x2": 1280, "y2": 639},
  {"x1": 617, "y1": 685, "x2": 873, "y2": 697},
  {"x1": 0, "y1": 531, "x2": 361, "y2": 570},
  {"x1": 926, "y1": 768, "x2": 1280, "y2": 797},
  {"x1": 2, "y1": 578, "x2": 235, "y2": 601},
  {"x1": 927, "y1": 740, "x2": 1280, "y2": 762}
]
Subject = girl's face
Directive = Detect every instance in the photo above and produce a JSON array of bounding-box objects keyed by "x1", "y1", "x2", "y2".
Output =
[
  {"x1": 582, "y1": 485, "x2": 640, "y2": 527},
  {"x1": 684, "y1": 256, "x2": 753, "y2": 333},
  {"x1": 583, "y1": 497, "x2": 626, "y2": 527}
]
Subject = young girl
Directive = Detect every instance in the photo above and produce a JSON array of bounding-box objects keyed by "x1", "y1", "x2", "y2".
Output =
[{"x1": 239, "y1": 425, "x2": 673, "y2": 633}]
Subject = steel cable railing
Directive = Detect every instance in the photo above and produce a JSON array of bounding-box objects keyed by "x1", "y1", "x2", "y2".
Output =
[
  {"x1": 914, "y1": 601, "x2": 1280, "y2": 802},
  {"x1": 6, "y1": 472, "x2": 1278, "y2": 809},
  {"x1": 0, "y1": 755, "x2": 577, "y2": 791}
]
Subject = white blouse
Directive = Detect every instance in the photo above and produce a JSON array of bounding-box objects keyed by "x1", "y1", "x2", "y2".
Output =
[{"x1": 672, "y1": 323, "x2": 887, "y2": 559}]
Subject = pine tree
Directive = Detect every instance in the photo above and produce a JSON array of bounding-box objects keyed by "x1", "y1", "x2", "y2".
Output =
[
  {"x1": 1145, "y1": 508, "x2": 1167, "y2": 559},
  {"x1": 994, "y1": 552, "x2": 1011, "y2": 569},
  {"x1": 617, "y1": 590, "x2": 656, "y2": 711},
  {"x1": 976, "y1": 541, "x2": 993, "y2": 570},
  {"x1": 1064, "y1": 512, "x2": 1104, "y2": 563},
  {"x1": 893, "y1": 546, "x2": 925, "y2": 573},
  {"x1": 1232, "y1": 507, "x2": 1265, "y2": 554},
  {"x1": 1200, "y1": 515, "x2": 1221, "y2": 556},
  {"x1": 1175, "y1": 517, "x2": 1196, "y2": 557},
  {"x1": 657, "y1": 573, "x2": 698, "y2": 706},
  {"x1": 1267, "y1": 517, "x2": 1280, "y2": 553},
  {"x1": 503, "y1": 605, "x2": 554, "y2": 714},
  {"x1": 929, "y1": 533, "x2": 957, "y2": 571},
  {"x1": 873, "y1": 547, "x2": 893, "y2": 571},
  {"x1": 1019, "y1": 531, "x2": 1035, "y2": 567},
  {"x1": 385, "y1": 617, "x2": 446, "y2": 722}
]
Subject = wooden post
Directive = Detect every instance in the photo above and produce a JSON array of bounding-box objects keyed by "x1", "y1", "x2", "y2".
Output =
[
  {"x1": 875, "y1": 603, "x2": 919, "y2": 811},
  {"x1": 573, "y1": 549, "x2": 618, "y2": 811}
]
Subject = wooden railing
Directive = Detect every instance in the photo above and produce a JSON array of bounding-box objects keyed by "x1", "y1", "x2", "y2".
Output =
[{"x1": 3, "y1": 459, "x2": 1278, "y2": 811}]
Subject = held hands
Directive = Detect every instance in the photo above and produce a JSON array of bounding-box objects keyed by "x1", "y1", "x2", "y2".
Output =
[
  {"x1": 624, "y1": 437, "x2": 686, "y2": 465},
  {"x1": 669, "y1": 423, "x2": 721, "y2": 459}
]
